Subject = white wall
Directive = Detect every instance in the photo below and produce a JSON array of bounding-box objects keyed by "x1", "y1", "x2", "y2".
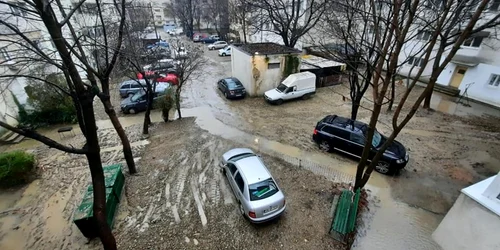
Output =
[
  {"x1": 432, "y1": 193, "x2": 500, "y2": 250},
  {"x1": 231, "y1": 47, "x2": 253, "y2": 95},
  {"x1": 458, "y1": 63, "x2": 500, "y2": 107}
]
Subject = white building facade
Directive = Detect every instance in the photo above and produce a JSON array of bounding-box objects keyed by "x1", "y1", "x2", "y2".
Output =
[{"x1": 398, "y1": 2, "x2": 500, "y2": 108}]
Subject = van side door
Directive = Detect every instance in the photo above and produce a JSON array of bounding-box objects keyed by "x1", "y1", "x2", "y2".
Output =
[{"x1": 283, "y1": 86, "x2": 297, "y2": 100}]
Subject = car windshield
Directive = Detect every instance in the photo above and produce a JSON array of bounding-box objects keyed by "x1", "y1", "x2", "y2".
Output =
[
  {"x1": 131, "y1": 90, "x2": 145, "y2": 102},
  {"x1": 276, "y1": 83, "x2": 287, "y2": 92},
  {"x1": 226, "y1": 79, "x2": 243, "y2": 89},
  {"x1": 372, "y1": 130, "x2": 382, "y2": 148},
  {"x1": 249, "y1": 178, "x2": 279, "y2": 201}
]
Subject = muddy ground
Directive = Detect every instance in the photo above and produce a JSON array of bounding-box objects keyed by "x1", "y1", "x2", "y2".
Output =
[
  {"x1": 114, "y1": 118, "x2": 345, "y2": 250},
  {"x1": 219, "y1": 83, "x2": 500, "y2": 214}
]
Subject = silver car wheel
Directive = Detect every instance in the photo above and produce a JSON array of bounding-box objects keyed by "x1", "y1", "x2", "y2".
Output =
[
  {"x1": 319, "y1": 141, "x2": 330, "y2": 152},
  {"x1": 375, "y1": 161, "x2": 390, "y2": 174},
  {"x1": 128, "y1": 108, "x2": 136, "y2": 114}
]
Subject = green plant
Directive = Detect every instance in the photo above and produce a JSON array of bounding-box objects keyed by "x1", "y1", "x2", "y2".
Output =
[
  {"x1": 154, "y1": 88, "x2": 175, "y2": 122},
  {"x1": 0, "y1": 151, "x2": 36, "y2": 187},
  {"x1": 21, "y1": 73, "x2": 77, "y2": 127},
  {"x1": 283, "y1": 55, "x2": 300, "y2": 78}
]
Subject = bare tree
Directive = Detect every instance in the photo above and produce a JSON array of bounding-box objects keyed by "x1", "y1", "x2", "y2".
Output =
[
  {"x1": 0, "y1": 0, "x2": 156, "y2": 248},
  {"x1": 248, "y1": 0, "x2": 329, "y2": 48},
  {"x1": 342, "y1": 0, "x2": 500, "y2": 189},
  {"x1": 168, "y1": 40, "x2": 205, "y2": 119},
  {"x1": 173, "y1": 0, "x2": 196, "y2": 38},
  {"x1": 229, "y1": 0, "x2": 251, "y2": 43}
]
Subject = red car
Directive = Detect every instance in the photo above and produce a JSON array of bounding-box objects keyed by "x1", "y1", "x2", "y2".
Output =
[{"x1": 137, "y1": 71, "x2": 179, "y2": 85}]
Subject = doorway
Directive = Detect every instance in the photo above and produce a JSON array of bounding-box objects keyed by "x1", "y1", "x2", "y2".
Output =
[{"x1": 449, "y1": 66, "x2": 467, "y2": 88}]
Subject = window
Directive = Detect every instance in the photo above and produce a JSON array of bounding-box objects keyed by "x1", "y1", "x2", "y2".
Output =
[
  {"x1": 0, "y1": 48, "x2": 12, "y2": 61},
  {"x1": 462, "y1": 37, "x2": 483, "y2": 48},
  {"x1": 234, "y1": 173, "x2": 244, "y2": 193},
  {"x1": 408, "y1": 56, "x2": 425, "y2": 67},
  {"x1": 416, "y1": 30, "x2": 431, "y2": 41},
  {"x1": 154, "y1": 9, "x2": 161, "y2": 12},
  {"x1": 155, "y1": 15, "x2": 162, "y2": 19},
  {"x1": 350, "y1": 133, "x2": 365, "y2": 145},
  {"x1": 10, "y1": 3, "x2": 26, "y2": 16},
  {"x1": 321, "y1": 125, "x2": 335, "y2": 135},
  {"x1": 249, "y1": 178, "x2": 279, "y2": 201},
  {"x1": 496, "y1": 193, "x2": 500, "y2": 200},
  {"x1": 268, "y1": 63, "x2": 280, "y2": 69},
  {"x1": 120, "y1": 84, "x2": 130, "y2": 89},
  {"x1": 227, "y1": 163, "x2": 237, "y2": 175},
  {"x1": 131, "y1": 83, "x2": 141, "y2": 88},
  {"x1": 487, "y1": 74, "x2": 500, "y2": 87},
  {"x1": 490, "y1": 0, "x2": 500, "y2": 11}
]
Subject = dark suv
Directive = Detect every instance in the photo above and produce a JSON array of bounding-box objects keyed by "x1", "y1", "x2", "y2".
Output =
[{"x1": 312, "y1": 115, "x2": 409, "y2": 174}]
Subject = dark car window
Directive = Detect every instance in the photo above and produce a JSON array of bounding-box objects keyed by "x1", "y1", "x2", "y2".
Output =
[
  {"x1": 227, "y1": 163, "x2": 237, "y2": 175},
  {"x1": 131, "y1": 83, "x2": 141, "y2": 88},
  {"x1": 321, "y1": 125, "x2": 335, "y2": 134},
  {"x1": 350, "y1": 132, "x2": 365, "y2": 145},
  {"x1": 234, "y1": 173, "x2": 244, "y2": 193},
  {"x1": 249, "y1": 178, "x2": 279, "y2": 201},
  {"x1": 120, "y1": 83, "x2": 130, "y2": 89},
  {"x1": 226, "y1": 79, "x2": 243, "y2": 89}
]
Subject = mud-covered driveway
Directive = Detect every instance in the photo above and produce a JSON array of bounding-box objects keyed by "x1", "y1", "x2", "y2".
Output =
[{"x1": 115, "y1": 119, "x2": 345, "y2": 250}]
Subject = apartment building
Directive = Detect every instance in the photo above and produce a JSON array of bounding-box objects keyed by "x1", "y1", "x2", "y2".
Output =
[{"x1": 398, "y1": 1, "x2": 500, "y2": 108}]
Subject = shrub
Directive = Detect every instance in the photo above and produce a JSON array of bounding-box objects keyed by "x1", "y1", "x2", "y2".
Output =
[
  {"x1": 19, "y1": 73, "x2": 77, "y2": 128},
  {"x1": 0, "y1": 151, "x2": 36, "y2": 187}
]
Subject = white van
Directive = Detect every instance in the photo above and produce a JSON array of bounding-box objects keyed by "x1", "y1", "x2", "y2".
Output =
[{"x1": 264, "y1": 72, "x2": 316, "y2": 105}]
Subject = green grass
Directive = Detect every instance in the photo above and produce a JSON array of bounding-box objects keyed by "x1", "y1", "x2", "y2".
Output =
[{"x1": 0, "y1": 151, "x2": 36, "y2": 187}]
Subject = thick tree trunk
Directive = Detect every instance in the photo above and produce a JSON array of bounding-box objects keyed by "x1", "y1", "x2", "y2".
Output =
[
  {"x1": 351, "y1": 100, "x2": 360, "y2": 121},
  {"x1": 81, "y1": 98, "x2": 117, "y2": 250},
  {"x1": 100, "y1": 97, "x2": 137, "y2": 174}
]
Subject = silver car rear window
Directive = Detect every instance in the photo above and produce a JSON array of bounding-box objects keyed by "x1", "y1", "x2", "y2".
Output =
[{"x1": 249, "y1": 178, "x2": 279, "y2": 201}]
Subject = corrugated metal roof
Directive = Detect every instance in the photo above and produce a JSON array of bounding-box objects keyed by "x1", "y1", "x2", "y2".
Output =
[{"x1": 300, "y1": 54, "x2": 346, "y2": 70}]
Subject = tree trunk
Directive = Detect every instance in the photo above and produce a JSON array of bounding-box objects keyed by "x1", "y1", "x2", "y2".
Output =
[
  {"x1": 422, "y1": 83, "x2": 434, "y2": 109},
  {"x1": 143, "y1": 81, "x2": 155, "y2": 135},
  {"x1": 175, "y1": 90, "x2": 182, "y2": 119},
  {"x1": 81, "y1": 98, "x2": 117, "y2": 250},
  {"x1": 351, "y1": 100, "x2": 360, "y2": 121},
  {"x1": 387, "y1": 76, "x2": 396, "y2": 112},
  {"x1": 162, "y1": 108, "x2": 169, "y2": 122},
  {"x1": 242, "y1": 19, "x2": 247, "y2": 43},
  {"x1": 100, "y1": 97, "x2": 137, "y2": 174}
]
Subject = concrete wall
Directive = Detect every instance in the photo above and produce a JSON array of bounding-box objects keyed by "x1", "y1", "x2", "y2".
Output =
[
  {"x1": 231, "y1": 47, "x2": 253, "y2": 95},
  {"x1": 250, "y1": 54, "x2": 283, "y2": 96},
  {"x1": 437, "y1": 62, "x2": 500, "y2": 107},
  {"x1": 432, "y1": 193, "x2": 500, "y2": 250}
]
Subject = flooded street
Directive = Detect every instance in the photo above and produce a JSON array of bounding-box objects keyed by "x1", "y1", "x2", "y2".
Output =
[{"x1": 1, "y1": 46, "x2": 500, "y2": 249}]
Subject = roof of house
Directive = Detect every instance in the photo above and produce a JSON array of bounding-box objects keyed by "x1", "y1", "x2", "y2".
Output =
[
  {"x1": 236, "y1": 43, "x2": 301, "y2": 55},
  {"x1": 300, "y1": 54, "x2": 347, "y2": 70}
]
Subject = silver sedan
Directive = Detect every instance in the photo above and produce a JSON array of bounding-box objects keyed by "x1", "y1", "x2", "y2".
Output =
[{"x1": 221, "y1": 148, "x2": 286, "y2": 223}]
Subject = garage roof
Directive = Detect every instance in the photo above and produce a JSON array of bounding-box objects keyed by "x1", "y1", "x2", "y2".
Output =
[
  {"x1": 300, "y1": 54, "x2": 347, "y2": 70},
  {"x1": 237, "y1": 43, "x2": 301, "y2": 55}
]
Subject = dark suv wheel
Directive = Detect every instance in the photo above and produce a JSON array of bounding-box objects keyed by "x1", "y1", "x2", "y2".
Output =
[{"x1": 319, "y1": 140, "x2": 332, "y2": 152}]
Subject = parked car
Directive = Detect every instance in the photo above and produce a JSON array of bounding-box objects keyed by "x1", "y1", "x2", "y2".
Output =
[
  {"x1": 217, "y1": 77, "x2": 246, "y2": 99},
  {"x1": 312, "y1": 115, "x2": 409, "y2": 174},
  {"x1": 120, "y1": 83, "x2": 171, "y2": 114},
  {"x1": 137, "y1": 71, "x2": 179, "y2": 85},
  {"x1": 208, "y1": 41, "x2": 227, "y2": 50},
  {"x1": 218, "y1": 46, "x2": 231, "y2": 56},
  {"x1": 264, "y1": 71, "x2": 316, "y2": 105},
  {"x1": 119, "y1": 79, "x2": 147, "y2": 98},
  {"x1": 201, "y1": 35, "x2": 220, "y2": 44},
  {"x1": 192, "y1": 33, "x2": 207, "y2": 42},
  {"x1": 143, "y1": 59, "x2": 175, "y2": 71},
  {"x1": 220, "y1": 148, "x2": 286, "y2": 223}
]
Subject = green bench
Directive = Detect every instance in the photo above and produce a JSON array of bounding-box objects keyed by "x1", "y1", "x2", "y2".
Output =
[
  {"x1": 73, "y1": 164, "x2": 125, "y2": 238},
  {"x1": 330, "y1": 188, "x2": 361, "y2": 243}
]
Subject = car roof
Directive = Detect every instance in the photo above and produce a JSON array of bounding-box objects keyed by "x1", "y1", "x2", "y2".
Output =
[
  {"x1": 121, "y1": 79, "x2": 146, "y2": 86},
  {"x1": 223, "y1": 77, "x2": 240, "y2": 83},
  {"x1": 321, "y1": 115, "x2": 367, "y2": 132},
  {"x1": 234, "y1": 156, "x2": 272, "y2": 185}
]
